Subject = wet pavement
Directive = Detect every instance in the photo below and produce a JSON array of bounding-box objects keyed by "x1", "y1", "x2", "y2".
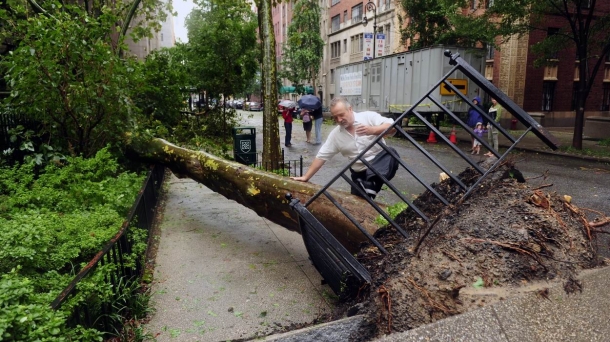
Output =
[{"x1": 144, "y1": 110, "x2": 610, "y2": 341}]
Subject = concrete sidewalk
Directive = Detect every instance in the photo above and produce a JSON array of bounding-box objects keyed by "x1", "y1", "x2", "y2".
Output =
[
  {"x1": 144, "y1": 177, "x2": 334, "y2": 341},
  {"x1": 408, "y1": 124, "x2": 610, "y2": 163},
  {"x1": 143, "y1": 111, "x2": 609, "y2": 341}
]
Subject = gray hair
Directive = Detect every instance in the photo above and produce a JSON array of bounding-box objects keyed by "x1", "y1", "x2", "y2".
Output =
[{"x1": 330, "y1": 97, "x2": 352, "y2": 110}]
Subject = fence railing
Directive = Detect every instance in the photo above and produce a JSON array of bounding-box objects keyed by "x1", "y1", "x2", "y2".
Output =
[
  {"x1": 0, "y1": 112, "x2": 30, "y2": 149},
  {"x1": 50, "y1": 165, "x2": 166, "y2": 334},
  {"x1": 253, "y1": 148, "x2": 303, "y2": 177},
  {"x1": 288, "y1": 50, "x2": 560, "y2": 298}
]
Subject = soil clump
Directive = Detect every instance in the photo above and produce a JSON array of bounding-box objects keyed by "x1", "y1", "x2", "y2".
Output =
[{"x1": 339, "y1": 159, "x2": 608, "y2": 341}]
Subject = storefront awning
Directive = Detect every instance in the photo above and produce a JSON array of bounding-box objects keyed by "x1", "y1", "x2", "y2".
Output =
[{"x1": 279, "y1": 85, "x2": 314, "y2": 95}]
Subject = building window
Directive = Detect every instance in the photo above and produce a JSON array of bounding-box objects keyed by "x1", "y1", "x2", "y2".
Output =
[
  {"x1": 351, "y1": 33, "x2": 363, "y2": 54},
  {"x1": 330, "y1": 69, "x2": 335, "y2": 85},
  {"x1": 471, "y1": 0, "x2": 476, "y2": 10},
  {"x1": 331, "y1": 15, "x2": 340, "y2": 32},
  {"x1": 486, "y1": 0, "x2": 494, "y2": 8},
  {"x1": 331, "y1": 0, "x2": 340, "y2": 6},
  {"x1": 486, "y1": 44, "x2": 495, "y2": 60},
  {"x1": 382, "y1": 25, "x2": 391, "y2": 54},
  {"x1": 571, "y1": 82, "x2": 579, "y2": 111},
  {"x1": 351, "y1": 3, "x2": 363, "y2": 23},
  {"x1": 343, "y1": 39, "x2": 347, "y2": 53},
  {"x1": 602, "y1": 83, "x2": 610, "y2": 111},
  {"x1": 542, "y1": 81, "x2": 556, "y2": 111},
  {"x1": 582, "y1": 0, "x2": 591, "y2": 9},
  {"x1": 331, "y1": 41, "x2": 341, "y2": 58},
  {"x1": 344, "y1": 10, "x2": 347, "y2": 22},
  {"x1": 547, "y1": 28, "x2": 560, "y2": 59},
  {"x1": 161, "y1": 33, "x2": 164, "y2": 42}
]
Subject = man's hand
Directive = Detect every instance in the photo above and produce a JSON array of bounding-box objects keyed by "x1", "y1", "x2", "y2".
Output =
[
  {"x1": 355, "y1": 123, "x2": 394, "y2": 137},
  {"x1": 355, "y1": 124, "x2": 372, "y2": 136},
  {"x1": 290, "y1": 176, "x2": 309, "y2": 182}
]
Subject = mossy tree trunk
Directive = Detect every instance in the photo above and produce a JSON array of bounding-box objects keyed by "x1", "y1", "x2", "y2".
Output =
[{"x1": 127, "y1": 138, "x2": 383, "y2": 251}]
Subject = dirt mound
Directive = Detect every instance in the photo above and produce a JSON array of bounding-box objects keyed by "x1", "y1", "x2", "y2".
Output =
[{"x1": 341, "y1": 160, "x2": 608, "y2": 341}]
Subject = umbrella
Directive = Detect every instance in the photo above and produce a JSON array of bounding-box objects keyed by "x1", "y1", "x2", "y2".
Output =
[
  {"x1": 297, "y1": 95, "x2": 321, "y2": 111},
  {"x1": 279, "y1": 99, "x2": 297, "y2": 108}
]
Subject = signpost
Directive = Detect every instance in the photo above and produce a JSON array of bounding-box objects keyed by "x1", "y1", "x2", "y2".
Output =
[{"x1": 440, "y1": 79, "x2": 468, "y2": 96}]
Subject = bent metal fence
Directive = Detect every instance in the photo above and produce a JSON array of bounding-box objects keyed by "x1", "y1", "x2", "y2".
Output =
[
  {"x1": 50, "y1": 165, "x2": 165, "y2": 334},
  {"x1": 288, "y1": 50, "x2": 561, "y2": 299}
]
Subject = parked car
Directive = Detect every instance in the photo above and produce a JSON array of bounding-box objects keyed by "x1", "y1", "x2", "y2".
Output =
[
  {"x1": 249, "y1": 102, "x2": 262, "y2": 111},
  {"x1": 235, "y1": 100, "x2": 243, "y2": 109}
]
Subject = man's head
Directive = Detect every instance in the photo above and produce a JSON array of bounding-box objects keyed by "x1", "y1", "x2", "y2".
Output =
[{"x1": 330, "y1": 97, "x2": 355, "y2": 128}]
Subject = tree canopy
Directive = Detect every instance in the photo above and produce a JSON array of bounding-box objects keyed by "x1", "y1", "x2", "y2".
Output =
[
  {"x1": 185, "y1": 0, "x2": 259, "y2": 99},
  {"x1": 280, "y1": 0, "x2": 324, "y2": 89}
]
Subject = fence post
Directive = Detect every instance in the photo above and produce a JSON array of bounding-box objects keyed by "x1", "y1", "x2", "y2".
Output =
[{"x1": 299, "y1": 155, "x2": 303, "y2": 177}]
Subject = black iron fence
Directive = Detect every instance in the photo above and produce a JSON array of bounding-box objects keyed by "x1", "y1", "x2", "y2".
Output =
[
  {"x1": 0, "y1": 112, "x2": 31, "y2": 149},
  {"x1": 288, "y1": 50, "x2": 560, "y2": 298},
  {"x1": 254, "y1": 148, "x2": 303, "y2": 177},
  {"x1": 50, "y1": 165, "x2": 166, "y2": 334}
]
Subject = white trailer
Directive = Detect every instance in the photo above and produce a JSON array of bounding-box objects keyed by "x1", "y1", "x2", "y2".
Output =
[{"x1": 333, "y1": 45, "x2": 484, "y2": 116}]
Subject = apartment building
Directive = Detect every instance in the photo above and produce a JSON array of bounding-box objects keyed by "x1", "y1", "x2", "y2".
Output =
[
  {"x1": 319, "y1": 0, "x2": 403, "y2": 107},
  {"x1": 124, "y1": 0, "x2": 176, "y2": 60},
  {"x1": 480, "y1": 0, "x2": 610, "y2": 127}
]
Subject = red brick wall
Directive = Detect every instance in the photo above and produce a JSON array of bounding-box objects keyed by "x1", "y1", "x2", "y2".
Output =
[
  {"x1": 329, "y1": 0, "x2": 363, "y2": 26},
  {"x1": 522, "y1": 13, "x2": 608, "y2": 117}
]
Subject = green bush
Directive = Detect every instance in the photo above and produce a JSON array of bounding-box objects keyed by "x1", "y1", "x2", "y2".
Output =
[{"x1": 0, "y1": 148, "x2": 146, "y2": 340}]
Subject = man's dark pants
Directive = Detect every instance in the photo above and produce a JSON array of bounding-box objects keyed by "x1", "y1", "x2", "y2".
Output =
[{"x1": 350, "y1": 147, "x2": 399, "y2": 199}]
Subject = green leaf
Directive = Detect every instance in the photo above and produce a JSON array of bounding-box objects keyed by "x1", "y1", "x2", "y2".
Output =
[{"x1": 472, "y1": 277, "x2": 484, "y2": 289}]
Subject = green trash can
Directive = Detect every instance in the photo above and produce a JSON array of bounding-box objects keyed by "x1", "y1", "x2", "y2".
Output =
[{"x1": 232, "y1": 127, "x2": 257, "y2": 165}]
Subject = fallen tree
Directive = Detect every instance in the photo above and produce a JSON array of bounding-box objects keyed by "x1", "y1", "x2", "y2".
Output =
[{"x1": 127, "y1": 137, "x2": 383, "y2": 251}]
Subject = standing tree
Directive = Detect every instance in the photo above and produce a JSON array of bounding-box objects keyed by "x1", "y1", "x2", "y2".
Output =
[
  {"x1": 398, "y1": 0, "x2": 531, "y2": 49},
  {"x1": 0, "y1": 0, "x2": 172, "y2": 157},
  {"x1": 280, "y1": 0, "x2": 324, "y2": 90},
  {"x1": 185, "y1": 0, "x2": 259, "y2": 105},
  {"x1": 256, "y1": 0, "x2": 282, "y2": 168}
]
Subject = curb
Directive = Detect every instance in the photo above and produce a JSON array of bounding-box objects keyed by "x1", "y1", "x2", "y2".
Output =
[{"x1": 402, "y1": 130, "x2": 610, "y2": 164}]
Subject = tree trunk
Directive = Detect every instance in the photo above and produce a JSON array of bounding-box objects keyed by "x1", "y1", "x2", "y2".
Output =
[
  {"x1": 257, "y1": 0, "x2": 282, "y2": 167},
  {"x1": 127, "y1": 138, "x2": 383, "y2": 252}
]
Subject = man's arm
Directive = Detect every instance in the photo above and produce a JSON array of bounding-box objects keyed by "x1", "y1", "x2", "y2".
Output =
[{"x1": 290, "y1": 158, "x2": 326, "y2": 182}]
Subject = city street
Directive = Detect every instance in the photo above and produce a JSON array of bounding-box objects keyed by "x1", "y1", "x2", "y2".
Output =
[{"x1": 237, "y1": 110, "x2": 610, "y2": 216}]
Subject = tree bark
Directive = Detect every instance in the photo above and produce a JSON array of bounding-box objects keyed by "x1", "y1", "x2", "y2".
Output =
[
  {"x1": 127, "y1": 138, "x2": 383, "y2": 252},
  {"x1": 257, "y1": 0, "x2": 282, "y2": 167}
]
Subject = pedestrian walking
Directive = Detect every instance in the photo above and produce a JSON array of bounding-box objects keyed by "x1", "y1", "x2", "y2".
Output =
[
  {"x1": 291, "y1": 97, "x2": 399, "y2": 199},
  {"x1": 485, "y1": 98, "x2": 503, "y2": 157},
  {"x1": 281, "y1": 106, "x2": 293, "y2": 147},
  {"x1": 298, "y1": 95, "x2": 322, "y2": 145},
  {"x1": 467, "y1": 96, "x2": 484, "y2": 150},
  {"x1": 301, "y1": 109, "x2": 313, "y2": 143},
  {"x1": 472, "y1": 122, "x2": 487, "y2": 155}
]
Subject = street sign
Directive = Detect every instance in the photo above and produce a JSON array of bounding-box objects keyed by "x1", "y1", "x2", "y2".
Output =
[{"x1": 440, "y1": 79, "x2": 468, "y2": 96}]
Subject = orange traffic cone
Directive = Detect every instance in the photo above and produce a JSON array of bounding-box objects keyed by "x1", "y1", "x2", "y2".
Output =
[
  {"x1": 426, "y1": 130, "x2": 437, "y2": 143},
  {"x1": 449, "y1": 126, "x2": 457, "y2": 144}
]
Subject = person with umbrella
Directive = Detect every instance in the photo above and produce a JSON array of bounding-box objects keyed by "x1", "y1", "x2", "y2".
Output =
[
  {"x1": 298, "y1": 95, "x2": 323, "y2": 145},
  {"x1": 280, "y1": 105, "x2": 293, "y2": 147},
  {"x1": 291, "y1": 97, "x2": 399, "y2": 199}
]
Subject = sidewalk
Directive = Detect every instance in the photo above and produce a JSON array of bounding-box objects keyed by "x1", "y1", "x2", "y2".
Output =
[
  {"x1": 143, "y1": 112, "x2": 609, "y2": 341},
  {"x1": 144, "y1": 178, "x2": 334, "y2": 341},
  {"x1": 412, "y1": 125, "x2": 610, "y2": 163}
]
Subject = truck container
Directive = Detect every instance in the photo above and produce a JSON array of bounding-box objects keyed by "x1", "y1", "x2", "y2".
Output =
[{"x1": 333, "y1": 45, "x2": 484, "y2": 117}]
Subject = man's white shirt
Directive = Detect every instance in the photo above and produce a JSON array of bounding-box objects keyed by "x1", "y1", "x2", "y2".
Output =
[{"x1": 316, "y1": 111, "x2": 394, "y2": 172}]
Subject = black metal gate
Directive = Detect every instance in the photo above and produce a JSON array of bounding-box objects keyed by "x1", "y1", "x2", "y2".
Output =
[{"x1": 288, "y1": 50, "x2": 560, "y2": 298}]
